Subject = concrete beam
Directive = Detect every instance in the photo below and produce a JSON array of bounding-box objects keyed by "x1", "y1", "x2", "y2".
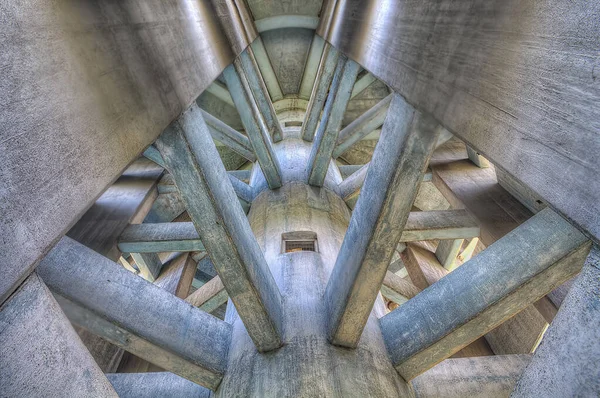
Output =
[
  {"x1": 154, "y1": 253, "x2": 197, "y2": 299},
  {"x1": 399, "y1": 210, "x2": 480, "y2": 242},
  {"x1": 250, "y1": 37, "x2": 284, "y2": 102},
  {"x1": 37, "y1": 237, "x2": 230, "y2": 390},
  {"x1": 205, "y1": 80, "x2": 235, "y2": 107},
  {"x1": 143, "y1": 145, "x2": 166, "y2": 168},
  {"x1": 119, "y1": 222, "x2": 205, "y2": 253},
  {"x1": 308, "y1": 57, "x2": 361, "y2": 186},
  {"x1": 319, "y1": 0, "x2": 600, "y2": 243},
  {"x1": 435, "y1": 239, "x2": 464, "y2": 271},
  {"x1": 412, "y1": 355, "x2": 531, "y2": 398},
  {"x1": 0, "y1": 273, "x2": 118, "y2": 397},
  {"x1": 201, "y1": 110, "x2": 256, "y2": 162},
  {"x1": 301, "y1": 44, "x2": 340, "y2": 141},
  {"x1": 299, "y1": 36, "x2": 326, "y2": 100},
  {"x1": 186, "y1": 276, "x2": 229, "y2": 314},
  {"x1": 238, "y1": 47, "x2": 284, "y2": 142},
  {"x1": 107, "y1": 372, "x2": 210, "y2": 398},
  {"x1": 333, "y1": 94, "x2": 393, "y2": 158},
  {"x1": 227, "y1": 173, "x2": 254, "y2": 204},
  {"x1": 381, "y1": 271, "x2": 421, "y2": 306},
  {"x1": 466, "y1": 146, "x2": 490, "y2": 168},
  {"x1": 0, "y1": 0, "x2": 255, "y2": 304},
  {"x1": 512, "y1": 245, "x2": 600, "y2": 397},
  {"x1": 381, "y1": 208, "x2": 591, "y2": 380},
  {"x1": 130, "y1": 252, "x2": 163, "y2": 282},
  {"x1": 351, "y1": 72, "x2": 378, "y2": 99},
  {"x1": 155, "y1": 104, "x2": 283, "y2": 352},
  {"x1": 338, "y1": 162, "x2": 370, "y2": 203},
  {"x1": 325, "y1": 94, "x2": 440, "y2": 348},
  {"x1": 223, "y1": 63, "x2": 282, "y2": 189}
]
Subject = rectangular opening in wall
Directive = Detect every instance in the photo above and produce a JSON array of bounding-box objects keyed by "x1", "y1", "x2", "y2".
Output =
[
  {"x1": 284, "y1": 121, "x2": 303, "y2": 127},
  {"x1": 282, "y1": 231, "x2": 318, "y2": 253}
]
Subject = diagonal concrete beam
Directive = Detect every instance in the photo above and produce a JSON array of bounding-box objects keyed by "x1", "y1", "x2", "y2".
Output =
[
  {"x1": 380, "y1": 208, "x2": 591, "y2": 381},
  {"x1": 143, "y1": 145, "x2": 166, "y2": 168},
  {"x1": 186, "y1": 276, "x2": 228, "y2": 314},
  {"x1": 201, "y1": 110, "x2": 256, "y2": 162},
  {"x1": 238, "y1": 47, "x2": 284, "y2": 142},
  {"x1": 250, "y1": 37, "x2": 284, "y2": 102},
  {"x1": 130, "y1": 252, "x2": 163, "y2": 282},
  {"x1": 308, "y1": 56, "x2": 361, "y2": 186},
  {"x1": 380, "y1": 271, "x2": 421, "y2": 307},
  {"x1": 155, "y1": 104, "x2": 283, "y2": 352},
  {"x1": 299, "y1": 35, "x2": 326, "y2": 100},
  {"x1": 325, "y1": 93, "x2": 440, "y2": 348},
  {"x1": 301, "y1": 44, "x2": 340, "y2": 141},
  {"x1": 351, "y1": 72, "x2": 377, "y2": 99},
  {"x1": 223, "y1": 63, "x2": 282, "y2": 189},
  {"x1": 333, "y1": 94, "x2": 393, "y2": 158},
  {"x1": 37, "y1": 237, "x2": 231, "y2": 390}
]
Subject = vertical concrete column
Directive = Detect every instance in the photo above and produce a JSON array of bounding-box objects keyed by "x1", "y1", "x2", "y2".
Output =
[
  {"x1": 0, "y1": 273, "x2": 117, "y2": 397},
  {"x1": 215, "y1": 137, "x2": 413, "y2": 397}
]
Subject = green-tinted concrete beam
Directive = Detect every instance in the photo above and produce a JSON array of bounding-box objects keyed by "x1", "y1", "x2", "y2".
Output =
[
  {"x1": 239, "y1": 47, "x2": 284, "y2": 142},
  {"x1": 307, "y1": 56, "x2": 361, "y2": 186},
  {"x1": 155, "y1": 104, "x2": 283, "y2": 352},
  {"x1": 333, "y1": 94, "x2": 393, "y2": 158},
  {"x1": 201, "y1": 110, "x2": 256, "y2": 162},
  {"x1": 223, "y1": 63, "x2": 282, "y2": 189},
  {"x1": 301, "y1": 44, "x2": 340, "y2": 141},
  {"x1": 37, "y1": 237, "x2": 231, "y2": 390},
  {"x1": 325, "y1": 93, "x2": 440, "y2": 348},
  {"x1": 380, "y1": 208, "x2": 591, "y2": 381}
]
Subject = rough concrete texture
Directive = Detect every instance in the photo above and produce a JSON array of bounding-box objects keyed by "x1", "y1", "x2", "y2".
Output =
[
  {"x1": 0, "y1": 273, "x2": 117, "y2": 397},
  {"x1": 37, "y1": 236, "x2": 231, "y2": 390},
  {"x1": 512, "y1": 245, "x2": 600, "y2": 397},
  {"x1": 107, "y1": 372, "x2": 210, "y2": 398},
  {"x1": 412, "y1": 355, "x2": 531, "y2": 398},
  {"x1": 0, "y1": 0, "x2": 257, "y2": 304},
  {"x1": 319, "y1": 0, "x2": 600, "y2": 243},
  {"x1": 216, "y1": 148, "x2": 413, "y2": 397}
]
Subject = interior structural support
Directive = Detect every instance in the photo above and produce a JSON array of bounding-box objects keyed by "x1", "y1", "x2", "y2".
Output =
[
  {"x1": 201, "y1": 110, "x2": 257, "y2": 162},
  {"x1": 238, "y1": 47, "x2": 284, "y2": 142},
  {"x1": 155, "y1": 104, "x2": 284, "y2": 352},
  {"x1": 333, "y1": 93, "x2": 393, "y2": 158},
  {"x1": 380, "y1": 208, "x2": 591, "y2": 381},
  {"x1": 223, "y1": 63, "x2": 282, "y2": 189},
  {"x1": 325, "y1": 93, "x2": 440, "y2": 348},
  {"x1": 36, "y1": 237, "x2": 230, "y2": 390},
  {"x1": 307, "y1": 56, "x2": 361, "y2": 186},
  {"x1": 301, "y1": 44, "x2": 340, "y2": 141},
  {"x1": 512, "y1": 245, "x2": 600, "y2": 397}
]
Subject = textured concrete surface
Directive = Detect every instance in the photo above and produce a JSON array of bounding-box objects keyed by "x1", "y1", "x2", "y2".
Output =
[
  {"x1": 512, "y1": 245, "x2": 600, "y2": 397},
  {"x1": 382, "y1": 208, "x2": 590, "y2": 380},
  {"x1": 0, "y1": 0, "x2": 256, "y2": 304},
  {"x1": 37, "y1": 237, "x2": 231, "y2": 390},
  {"x1": 107, "y1": 372, "x2": 210, "y2": 398},
  {"x1": 319, "y1": 0, "x2": 600, "y2": 243},
  {"x1": 215, "y1": 135, "x2": 413, "y2": 396},
  {"x1": 0, "y1": 273, "x2": 117, "y2": 397},
  {"x1": 413, "y1": 355, "x2": 531, "y2": 398}
]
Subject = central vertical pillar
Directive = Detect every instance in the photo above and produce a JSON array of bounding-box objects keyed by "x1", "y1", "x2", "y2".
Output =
[{"x1": 215, "y1": 134, "x2": 413, "y2": 397}]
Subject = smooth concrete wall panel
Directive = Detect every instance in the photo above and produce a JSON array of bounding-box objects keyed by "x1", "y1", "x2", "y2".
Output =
[
  {"x1": 318, "y1": 0, "x2": 600, "y2": 243},
  {"x1": 0, "y1": 273, "x2": 117, "y2": 397},
  {"x1": 0, "y1": 0, "x2": 256, "y2": 303},
  {"x1": 107, "y1": 372, "x2": 210, "y2": 398}
]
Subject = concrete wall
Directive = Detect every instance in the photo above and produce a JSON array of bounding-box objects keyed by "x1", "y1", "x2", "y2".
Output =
[{"x1": 0, "y1": 0, "x2": 255, "y2": 304}]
